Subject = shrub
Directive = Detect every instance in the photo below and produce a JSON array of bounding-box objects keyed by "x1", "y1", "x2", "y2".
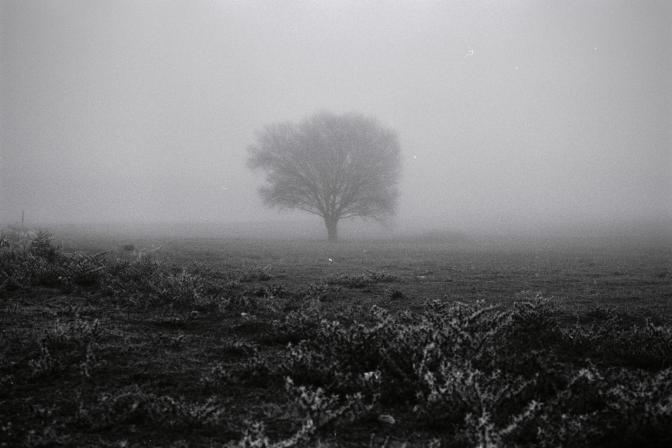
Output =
[{"x1": 280, "y1": 298, "x2": 672, "y2": 446}]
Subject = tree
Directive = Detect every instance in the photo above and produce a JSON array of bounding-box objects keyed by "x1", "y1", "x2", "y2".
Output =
[{"x1": 247, "y1": 112, "x2": 401, "y2": 242}]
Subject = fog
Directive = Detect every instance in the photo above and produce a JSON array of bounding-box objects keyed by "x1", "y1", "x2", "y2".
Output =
[{"x1": 1, "y1": 0, "x2": 670, "y2": 239}]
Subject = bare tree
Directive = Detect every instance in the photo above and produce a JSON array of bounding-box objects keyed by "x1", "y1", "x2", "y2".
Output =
[{"x1": 247, "y1": 112, "x2": 401, "y2": 242}]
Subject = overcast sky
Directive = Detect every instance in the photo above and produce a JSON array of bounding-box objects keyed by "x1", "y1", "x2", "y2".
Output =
[{"x1": 1, "y1": 0, "x2": 670, "y2": 234}]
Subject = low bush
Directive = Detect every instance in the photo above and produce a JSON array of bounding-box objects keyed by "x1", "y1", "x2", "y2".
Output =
[
  {"x1": 77, "y1": 385, "x2": 229, "y2": 430},
  {"x1": 280, "y1": 298, "x2": 672, "y2": 446},
  {"x1": 563, "y1": 317, "x2": 672, "y2": 369}
]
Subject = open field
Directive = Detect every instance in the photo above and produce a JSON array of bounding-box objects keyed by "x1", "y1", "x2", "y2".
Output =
[
  {"x1": 1, "y1": 233, "x2": 671, "y2": 447},
  {"x1": 59, "y1": 236, "x2": 672, "y2": 316}
]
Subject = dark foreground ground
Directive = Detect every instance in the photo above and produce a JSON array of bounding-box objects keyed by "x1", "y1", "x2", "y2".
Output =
[{"x1": 1, "y1": 234, "x2": 671, "y2": 447}]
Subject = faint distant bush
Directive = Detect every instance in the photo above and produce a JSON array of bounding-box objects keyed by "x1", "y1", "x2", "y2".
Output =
[
  {"x1": 218, "y1": 295, "x2": 280, "y2": 317},
  {"x1": 0, "y1": 232, "x2": 109, "y2": 292},
  {"x1": 0, "y1": 226, "x2": 37, "y2": 251},
  {"x1": 325, "y1": 271, "x2": 397, "y2": 288},
  {"x1": 0, "y1": 232, "x2": 65, "y2": 290},
  {"x1": 29, "y1": 230, "x2": 59, "y2": 262},
  {"x1": 296, "y1": 281, "x2": 332, "y2": 301},
  {"x1": 237, "y1": 266, "x2": 273, "y2": 282},
  {"x1": 245, "y1": 283, "x2": 286, "y2": 299},
  {"x1": 121, "y1": 243, "x2": 135, "y2": 252},
  {"x1": 67, "y1": 253, "x2": 107, "y2": 288}
]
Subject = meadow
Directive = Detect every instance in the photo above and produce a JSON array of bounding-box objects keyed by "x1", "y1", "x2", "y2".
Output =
[{"x1": 1, "y1": 232, "x2": 671, "y2": 447}]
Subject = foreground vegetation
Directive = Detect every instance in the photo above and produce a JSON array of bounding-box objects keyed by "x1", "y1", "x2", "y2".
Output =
[{"x1": 1, "y1": 232, "x2": 671, "y2": 447}]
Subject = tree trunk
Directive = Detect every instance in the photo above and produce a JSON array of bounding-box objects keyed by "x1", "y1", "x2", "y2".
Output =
[{"x1": 325, "y1": 217, "x2": 338, "y2": 242}]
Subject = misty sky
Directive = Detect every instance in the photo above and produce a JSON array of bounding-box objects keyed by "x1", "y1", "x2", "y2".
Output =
[{"x1": 1, "y1": 0, "x2": 670, "y2": 234}]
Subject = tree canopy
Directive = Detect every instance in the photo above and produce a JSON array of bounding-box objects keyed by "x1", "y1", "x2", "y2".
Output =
[{"x1": 247, "y1": 112, "x2": 401, "y2": 241}]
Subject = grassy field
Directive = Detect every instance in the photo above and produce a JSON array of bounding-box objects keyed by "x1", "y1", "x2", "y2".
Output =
[
  {"x1": 1, "y1": 233, "x2": 671, "y2": 447},
  {"x1": 61, "y1": 236, "x2": 672, "y2": 315}
]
